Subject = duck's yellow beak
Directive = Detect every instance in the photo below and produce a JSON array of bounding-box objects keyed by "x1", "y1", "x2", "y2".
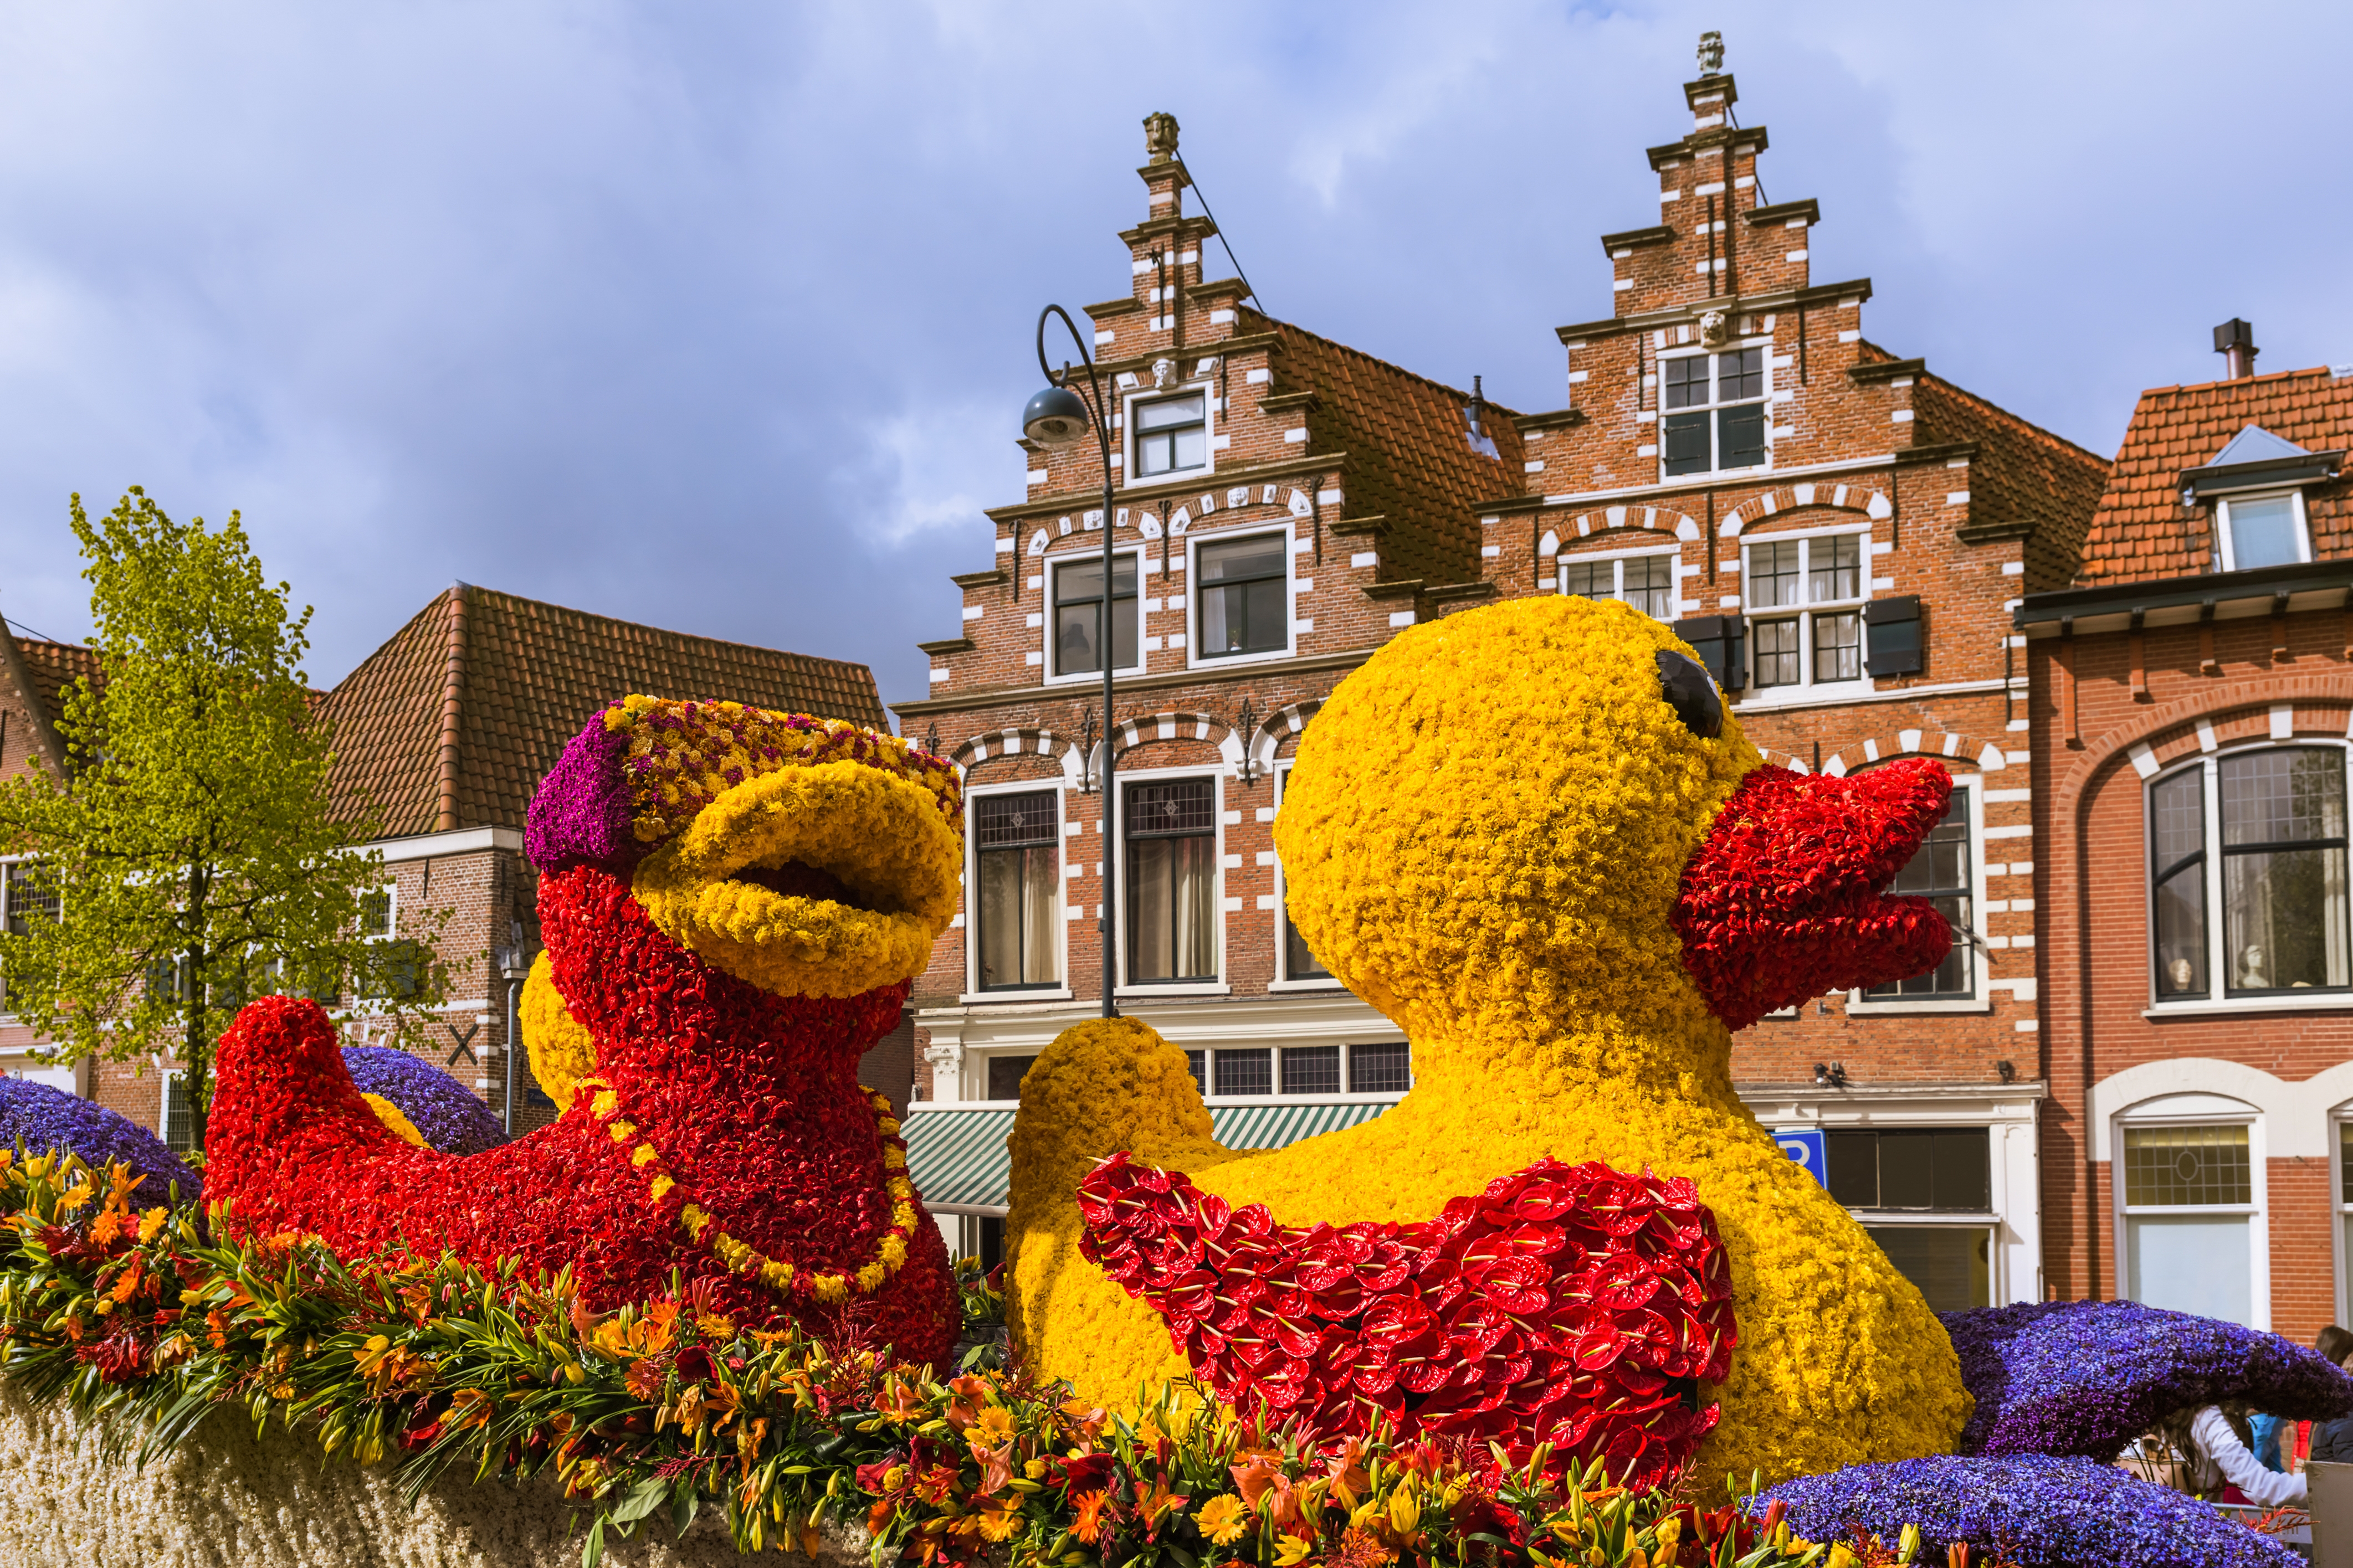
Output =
[
  {"x1": 630, "y1": 760, "x2": 963, "y2": 1000},
  {"x1": 1671, "y1": 757, "x2": 1955, "y2": 1029}
]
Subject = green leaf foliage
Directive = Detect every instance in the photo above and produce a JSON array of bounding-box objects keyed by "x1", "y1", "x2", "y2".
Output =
[{"x1": 0, "y1": 489, "x2": 448, "y2": 1145}]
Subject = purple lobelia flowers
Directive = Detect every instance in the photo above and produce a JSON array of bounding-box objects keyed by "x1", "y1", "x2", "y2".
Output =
[
  {"x1": 1942, "y1": 1300, "x2": 2353, "y2": 1458},
  {"x1": 341, "y1": 1046, "x2": 509, "y2": 1156},
  {"x1": 1759, "y1": 1454, "x2": 2301, "y2": 1568},
  {"x1": 0, "y1": 1077, "x2": 201, "y2": 1204}
]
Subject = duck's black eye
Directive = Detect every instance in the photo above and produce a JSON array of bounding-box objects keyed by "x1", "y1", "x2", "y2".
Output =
[{"x1": 1655, "y1": 649, "x2": 1723, "y2": 739}]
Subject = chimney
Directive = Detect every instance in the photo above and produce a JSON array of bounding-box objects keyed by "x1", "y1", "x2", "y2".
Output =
[{"x1": 2214, "y1": 317, "x2": 2258, "y2": 380}]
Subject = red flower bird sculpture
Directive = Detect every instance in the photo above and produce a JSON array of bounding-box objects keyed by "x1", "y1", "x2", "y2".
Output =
[{"x1": 204, "y1": 699, "x2": 967, "y2": 1366}]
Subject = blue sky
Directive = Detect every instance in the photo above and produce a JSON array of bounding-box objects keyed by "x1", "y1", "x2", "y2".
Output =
[{"x1": 0, "y1": 2, "x2": 2346, "y2": 712}]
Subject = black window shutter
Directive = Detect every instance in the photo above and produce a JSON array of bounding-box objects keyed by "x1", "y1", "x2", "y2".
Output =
[
  {"x1": 1673, "y1": 614, "x2": 1746, "y2": 692},
  {"x1": 1864, "y1": 596, "x2": 1924, "y2": 676}
]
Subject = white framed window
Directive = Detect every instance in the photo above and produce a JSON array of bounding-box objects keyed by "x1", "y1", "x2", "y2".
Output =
[
  {"x1": 1660, "y1": 346, "x2": 1770, "y2": 477},
  {"x1": 2337, "y1": 1115, "x2": 2353, "y2": 1327},
  {"x1": 1183, "y1": 1041, "x2": 1409, "y2": 1101},
  {"x1": 2214, "y1": 490, "x2": 2311, "y2": 573},
  {"x1": 1193, "y1": 529, "x2": 1290, "y2": 661},
  {"x1": 1852, "y1": 779, "x2": 1985, "y2": 1011},
  {"x1": 1044, "y1": 548, "x2": 1142, "y2": 684},
  {"x1": 1742, "y1": 528, "x2": 1870, "y2": 696},
  {"x1": 1117, "y1": 770, "x2": 1222, "y2": 991},
  {"x1": 357, "y1": 882, "x2": 396, "y2": 940},
  {"x1": 1125, "y1": 384, "x2": 1215, "y2": 485},
  {"x1": 1559, "y1": 546, "x2": 1678, "y2": 620},
  {"x1": 159, "y1": 1070, "x2": 195, "y2": 1155},
  {"x1": 968, "y1": 786, "x2": 1064, "y2": 995},
  {"x1": 1823, "y1": 1127, "x2": 1996, "y2": 1312},
  {"x1": 1271, "y1": 761, "x2": 1337, "y2": 989},
  {"x1": 2148, "y1": 744, "x2": 2351, "y2": 1005},
  {"x1": 2116, "y1": 1108, "x2": 2266, "y2": 1328}
]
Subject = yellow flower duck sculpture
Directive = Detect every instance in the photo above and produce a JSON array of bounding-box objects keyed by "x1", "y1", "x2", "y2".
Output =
[{"x1": 1005, "y1": 594, "x2": 1974, "y2": 1483}]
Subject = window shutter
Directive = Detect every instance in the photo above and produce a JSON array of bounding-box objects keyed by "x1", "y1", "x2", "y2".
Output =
[
  {"x1": 1673, "y1": 615, "x2": 1746, "y2": 692},
  {"x1": 1864, "y1": 595, "x2": 1924, "y2": 676}
]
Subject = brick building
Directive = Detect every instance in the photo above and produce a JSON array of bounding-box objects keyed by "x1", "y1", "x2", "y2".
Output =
[
  {"x1": 0, "y1": 583, "x2": 909, "y2": 1140},
  {"x1": 894, "y1": 64, "x2": 2110, "y2": 1302},
  {"x1": 2019, "y1": 332, "x2": 2353, "y2": 1340}
]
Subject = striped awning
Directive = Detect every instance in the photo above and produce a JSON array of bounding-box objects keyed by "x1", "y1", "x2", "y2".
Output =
[{"x1": 901, "y1": 1099, "x2": 1397, "y2": 1218}]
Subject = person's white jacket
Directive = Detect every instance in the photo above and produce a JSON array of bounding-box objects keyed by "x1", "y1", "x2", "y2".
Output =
[{"x1": 2191, "y1": 1407, "x2": 2307, "y2": 1508}]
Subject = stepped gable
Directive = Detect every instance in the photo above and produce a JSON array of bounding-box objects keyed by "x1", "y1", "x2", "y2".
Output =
[
  {"x1": 1248, "y1": 309, "x2": 1524, "y2": 590},
  {"x1": 2078, "y1": 366, "x2": 2353, "y2": 585},
  {"x1": 320, "y1": 585, "x2": 885, "y2": 837}
]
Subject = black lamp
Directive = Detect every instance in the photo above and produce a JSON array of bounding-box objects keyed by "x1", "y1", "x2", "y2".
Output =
[{"x1": 1023, "y1": 385, "x2": 1094, "y2": 448}]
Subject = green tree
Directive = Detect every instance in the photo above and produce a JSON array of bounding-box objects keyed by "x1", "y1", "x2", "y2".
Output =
[{"x1": 0, "y1": 488, "x2": 445, "y2": 1147}]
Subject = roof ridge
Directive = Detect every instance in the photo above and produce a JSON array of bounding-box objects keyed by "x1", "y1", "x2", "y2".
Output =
[
  {"x1": 1246, "y1": 310, "x2": 1523, "y2": 423},
  {"x1": 2135, "y1": 364, "x2": 2342, "y2": 400},
  {"x1": 458, "y1": 582, "x2": 873, "y2": 673}
]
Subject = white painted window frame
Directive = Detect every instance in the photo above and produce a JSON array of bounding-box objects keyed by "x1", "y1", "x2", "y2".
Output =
[
  {"x1": 1112, "y1": 763, "x2": 1228, "y2": 997},
  {"x1": 1737, "y1": 521, "x2": 1875, "y2": 704},
  {"x1": 2141, "y1": 741, "x2": 2353, "y2": 1012},
  {"x1": 959, "y1": 778, "x2": 1072, "y2": 1004},
  {"x1": 2111, "y1": 1098, "x2": 2269, "y2": 1331},
  {"x1": 1183, "y1": 520, "x2": 1296, "y2": 672},
  {"x1": 1654, "y1": 338, "x2": 1775, "y2": 481},
  {"x1": 1848, "y1": 772, "x2": 1990, "y2": 1015},
  {"x1": 1268, "y1": 759, "x2": 1342, "y2": 991},
  {"x1": 1040, "y1": 544, "x2": 1147, "y2": 688},
  {"x1": 1121, "y1": 380, "x2": 1218, "y2": 490},
  {"x1": 2213, "y1": 488, "x2": 2313, "y2": 573},
  {"x1": 1556, "y1": 542, "x2": 1683, "y2": 622}
]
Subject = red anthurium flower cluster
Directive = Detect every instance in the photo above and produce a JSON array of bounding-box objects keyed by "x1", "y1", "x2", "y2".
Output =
[
  {"x1": 204, "y1": 862, "x2": 958, "y2": 1367},
  {"x1": 1076, "y1": 1153, "x2": 1736, "y2": 1489},
  {"x1": 1672, "y1": 759, "x2": 1956, "y2": 1030}
]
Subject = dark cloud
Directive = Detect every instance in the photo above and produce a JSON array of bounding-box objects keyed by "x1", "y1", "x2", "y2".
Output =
[{"x1": 0, "y1": 2, "x2": 2345, "y2": 708}]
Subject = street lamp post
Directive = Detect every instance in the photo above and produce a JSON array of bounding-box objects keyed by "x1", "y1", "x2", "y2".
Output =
[{"x1": 1022, "y1": 306, "x2": 1120, "y2": 1021}]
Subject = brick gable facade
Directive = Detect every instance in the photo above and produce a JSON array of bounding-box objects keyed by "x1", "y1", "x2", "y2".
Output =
[{"x1": 2021, "y1": 348, "x2": 2353, "y2": 1341}]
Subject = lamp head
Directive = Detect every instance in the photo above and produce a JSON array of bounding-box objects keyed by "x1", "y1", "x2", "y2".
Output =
[{"x1": 1023, "y1": 384, "x2": 1093, "y2": 448}]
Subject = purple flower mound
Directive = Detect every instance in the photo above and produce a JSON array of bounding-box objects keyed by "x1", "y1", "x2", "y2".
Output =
[
  {"x1": 1942, "y1": 1300, "x2": 2353, "y2": 1458},
  {"x1": 0, "y1": 1077, "x2": 201, "y2": 1205},
  {"x1": 1760, "y1": 1455, "x2": 2299, "y2": 1568},
  {"x1": 341, "y1": 1047, "x2": 509, "y2": 1156},
  {"x1": 524, "y1": 714, "x2": 639, "y2": 875}
]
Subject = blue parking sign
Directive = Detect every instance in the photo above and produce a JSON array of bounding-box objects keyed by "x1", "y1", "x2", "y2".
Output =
[{"x1": 1776, "y1": 1128, "x2": 1828, "y2": 1187}]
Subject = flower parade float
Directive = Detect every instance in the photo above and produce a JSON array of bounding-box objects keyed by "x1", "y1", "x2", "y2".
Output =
[
  {"x1": 1007, "y1": 595, "x2": 1977, "y2": 1485},
  {"x1": 204, "y1": 698, "x2": 968, "y2": 1364}
]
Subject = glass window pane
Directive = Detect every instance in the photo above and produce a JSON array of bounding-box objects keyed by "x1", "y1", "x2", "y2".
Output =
[
  {"x1": 1718, "y1": 347, "x2": 1765, "y2": 402},
  {"x1": 1129, "y1": 838, "x2": 1174, "y2": 979},
  {"x1": 1752, "y1": 618, "x2": 1800, "y2": 687},
  {"x1": 1284, "y1": 904, "x2": 1330, "y2": 979},
  {"x1": 1809, "y1": 535, "x2": 1862, "y2": 602},
  {"x1": 1662, "y1": 410, "x2": 1711, "y2": 475},
  {"x1": 2128, "y1": 1215, "x2": 2254, "y2": 1324},
  {"x1": 1136, "y1": 394, "x2": 1203, "y2": 431},
  {"x1": 975, "y1": 790, "x2": 1057, "y2": 847},
  {"x1": 1717, "y1": 402, "x2": 1767, "y2": 470},
  {"x1": 1864, "y1": 1226, "x2": 1991, "y2": 1313},
  {"x1": 2152, "y1": 768, "x2": 2206, "y2": 872},
  {"x1": 1561, "y1": 558, "x2": 1612, "y2": 600},
  {"x1": 1127, "y1": 778, "x2": 1216, "y2": 836},
  {"x1": 2227, "y1": 495, "x2": 2301, "y2": 570},
  {"x1": 1662, "y1": 356, "x2": 1708, "y2": 410},
  {"x1": 1624, "y1": 554, "x2": 1674, "y2": 619},
  {"x1": 1825, "y1": 1130, "x2": 1878, "y2": 1207},
  {"x1": 1932, "y1": 1130, "x2": 1993, "y2": 1211},
  {"x1": 2222, "y1": 749, "x2": 2346, "y2": 846},
  {"x1": 1813, "y1": 610, "x2": 1862, "y2": 682},
  {"x1": 1199, "y1": 535, "x2": 1285, "y2": 585},
  {"x1": 1171, "y1": 835, "x2": 1216, "y2": 978},
  {"x1": 976, "y1": 850, "x2": 1024, "y2": 988},
  {"x1": 2153, "y1": 863, "x2": 2208, "y2": 998},
  {"x1": 1747, "y1": 541, "x2": 1802, "y2": 608},
  {"x1": 2223, "y1": 845, "x2": 2350, "y2": 990},
  {"x1": 1281, "y1": 1046, "x2": 1341, "y2": 1095},
  {"x1": 1186, "y1": 1050, "x2": 1204, "y2": 1094},
  {"x1": 2123, "y1": 1124, "x2": 2251, "y2": 1206},
  {"x1": 986, "y1": 1055, "x2": 1037, "y2": 1101},
  {"x1": 1878, "y1": 1131, "x2": 1936, "y2": 1209},
  {"x1": 1171, "y1": 425, "x2": 1207, "y2": 471},
  {"x1": 1349, "y1": 1041, "x2": 1411, "y2": 1093},
  {"x1": 1214, "y1": 1048, "x2": 1271, "y2": 1097},
  {"x1": 1870, "y1": 789, "x2": 1973, "y2": 998}
]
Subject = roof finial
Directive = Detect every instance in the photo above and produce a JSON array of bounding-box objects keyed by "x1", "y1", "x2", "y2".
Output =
[
  {"x1": 1697, "y1": 30, "x2": 1725, "y2": 76},
  {"x1": 1143, "y1": 111, "x2": 1180, "y2": 165}
]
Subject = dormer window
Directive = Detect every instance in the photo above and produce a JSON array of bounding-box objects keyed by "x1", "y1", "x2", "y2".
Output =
[
  {"x1": 2216, "y1": 492, "x2": 2310, "y2": 572},
  {"x1": 1134, "y1": 393, "x2": 1207, "y2": 478},
  {"x1": 1661, "y1": 348, "x2": 1768, "y2": 476}
]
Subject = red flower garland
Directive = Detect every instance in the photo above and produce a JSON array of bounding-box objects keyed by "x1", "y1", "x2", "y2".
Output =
[
  {"x1": 1075, "y1": 1153, "x2": 1736, "y2": 1489},
  {"x1": 1671, "y1": 759, "x2": 1955, "y2": 1030},
  {"x1": 204, "y1": 863, "x2": 958, "y2": 1367}
]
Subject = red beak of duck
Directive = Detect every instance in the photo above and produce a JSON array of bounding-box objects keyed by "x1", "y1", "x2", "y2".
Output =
[{"x1": 1672, "y1": 758, "x2": 1956, "y2": 1030}]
